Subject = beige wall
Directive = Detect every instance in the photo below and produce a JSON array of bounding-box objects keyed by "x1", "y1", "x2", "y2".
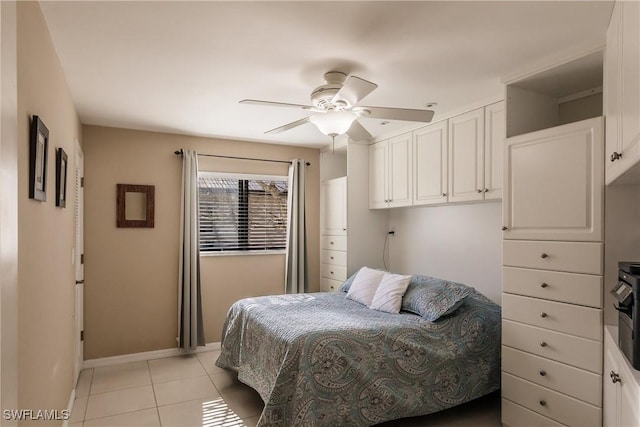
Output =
[
  {"x1": 17, "y1": 1, "x2": 82, "y2": 418},
  {"x1": 83, "y1": 125, "x2": 320, "y2": 359}
]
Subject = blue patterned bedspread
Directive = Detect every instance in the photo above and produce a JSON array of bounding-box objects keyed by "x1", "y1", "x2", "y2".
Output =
[{"x1": 216, "y1": 292, "x2": 501, "y2": 426}]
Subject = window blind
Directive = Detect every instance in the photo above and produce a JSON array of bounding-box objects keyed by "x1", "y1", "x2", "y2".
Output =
[{"x1": 198, "y1": 172, "x2": 288, "y2": 252}]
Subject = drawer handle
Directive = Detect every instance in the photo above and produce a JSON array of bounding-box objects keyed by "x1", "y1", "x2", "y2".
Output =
[
  {"x1": 539, "y1": 370, "x2": 547, "y2": 377},
  {"x1": 501, "y1": 226, "x2": 508, "y2": 231},
  {"x1": 610, "y1": 371, "x2": 622, "y2": 384},
  {"x1": 539, "y1": 400, "x2": 547, "y2": 407},
  {"x1": 330, "y1": 256, "x2": 334, "y2": 260},
  {"x1": 611, "y1": 151, "x2": 622, "y2": 162},
  {"x1": 330, "y1": 241, "x2": 334, "y2": 245},
  {"x1": 540, "y1": 341, "x2": 548, "y2": 347},
  {"x1": 476, "y1": 189, "x2": 482, "y2": 193},
  {"x1": 540, "y1": 253, "x2": 549, "y2": 259},
  {"x1": 540, "y1": 312, "x2": 548, "y2": 318},
  {"x1": 330, "y1": 271, "x2": 334, "y2": 275},
  {"x1": 540, "y1": 282, "x2": 548, "y2": 288}
]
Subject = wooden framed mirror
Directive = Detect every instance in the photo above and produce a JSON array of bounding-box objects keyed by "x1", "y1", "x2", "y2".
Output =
[{"x1": 116, "y1": 184, "x2": 155, "y2": 228}]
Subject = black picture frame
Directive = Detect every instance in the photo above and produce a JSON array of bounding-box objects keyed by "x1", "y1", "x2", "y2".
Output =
[
  {"x1": 55, "y1": 148, "x2": 68, "y2": 208},
  {"x1": 29, "y1": 115, "x2": 49, "y2": 201}
]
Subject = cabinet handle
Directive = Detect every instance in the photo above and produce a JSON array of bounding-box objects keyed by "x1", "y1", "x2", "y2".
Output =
[
  {"x1": 540, "y1": 341, "x2": 548, "y2": 347},
  {"x1": 484, "y1": 188, "x2": 489, "y2": 192},
  {"x1": 610, "y1": 371, "x2": 622, "y2": 384},
  {"x1": 540, "y1": 282, "x2": 548, "y2": 288},
  {"x1": 476, "y1": 189, "x2": 482, "y2": 193},
  {"x1": 540, "y1": 253, "x2": 549, "y2": 259},
  {"x1": 330, "y1": 271, "x2": 334, "y2": 275},
  {"x1": 539, "y1": 370, "x2": 547, "y2": 377},
  {"x1": 611, "y1": 151, "x2": 622, "y2": 162},
  {"x1": 330, "y1": 256, "x2": 334, "y2": 260},
  {"x1": 330, "y1": 241, "x2": 334, "y2": 245},
  {"x1": 540, "y1": 312, "x2": 548, "y2": 318},
  {"x1": 501, "y1": 226, "x2": 508, "y2": 231},
  {"x1": 342, "y1": 228, "x2": 346, "y2": 231},
  {"x1": 539, "y1": 400, "x2": 547, "y2": 407},
  {"x1": 442, "y1": 193, "x2": 447, "y2": 197}
]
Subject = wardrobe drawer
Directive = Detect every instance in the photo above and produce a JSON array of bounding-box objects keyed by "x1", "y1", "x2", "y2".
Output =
[
  {"x1": 502, "y1": 373, "x2": 601, "y2": 427},
  {"x1": 503, "y1": 240, "x2": 603, "y2": 275},
  {"x1": 321, "y1": 235, "x2": 347, "y2": 251},
  {"x1": 502, "y1": 346, "x2": 602, "y2": 406},
  {"x1": 321, "y1": 264, "x2": 347, "y2": 281},
  {"x1": 321, "y1": 249, "x2": 347, "y2": 267},
  {"x1": 503, "y1": 266, "x2": 602, "y2": 308},
  {"x1": 502, "y1": 294, "x2": 602, "y2": 341},
  {"x1": 320, "y1": 277, "x2": 342, "y2": 293},
  {"x1": 502, "y1": 398, "x2": 566, "y2": 427},
  {"x1": 503, "y1": 320, "x2": 602, "y2": 374}
]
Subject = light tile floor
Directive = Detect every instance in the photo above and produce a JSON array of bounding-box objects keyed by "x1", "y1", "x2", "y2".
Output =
[{"x1": 70, "y1": 349, "x2": 500, "y2": 427}]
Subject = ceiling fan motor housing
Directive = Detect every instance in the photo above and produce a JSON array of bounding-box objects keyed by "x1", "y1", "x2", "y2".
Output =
[{"x1": 310, "y1": 71, "x2": 349, "y2": 110}]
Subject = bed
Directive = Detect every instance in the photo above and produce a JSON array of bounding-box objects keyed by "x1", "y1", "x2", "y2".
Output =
[{"x1": 216, "y1": 274, "x2": 501, "y2": 426}]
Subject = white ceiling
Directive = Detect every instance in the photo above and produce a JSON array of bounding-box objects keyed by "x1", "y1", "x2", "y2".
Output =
[{"x1": 39, "y1": 1, "x2": 614, "y2": 149}]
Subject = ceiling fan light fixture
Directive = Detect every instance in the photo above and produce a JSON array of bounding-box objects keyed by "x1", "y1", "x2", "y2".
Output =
[{"x1": 309, "y1": 111, "x2": 357, "y2": 137}]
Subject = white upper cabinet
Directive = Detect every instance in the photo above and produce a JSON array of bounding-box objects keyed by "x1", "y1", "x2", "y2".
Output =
[
  {"x1": 448, "y1": 107, "x2": 485, "y2": 202},
  {"x1": 368, "y1": 140, "x2": 388, "y2": 209},
  {"x1": 484, "y1": 101, "x2": 506, "y2": 200},
  {"x1": 503, "y1": 117, "x2": 604, "y2": 242},
  {"x1": 369, "y1": 133, "x2": 412, "y2": 209},
  {"x1": 413, "y1": 121, "x2": 448, "y2": 205},
  {"x1": 388, "y1": 133, "x2": 413, "y2": 207},
  {"x1": 321, "y1": 177, "x2": 347, "y2": 236},
  {"x1": 605, "y1": 0, "x2": 640, "y2": 184}
]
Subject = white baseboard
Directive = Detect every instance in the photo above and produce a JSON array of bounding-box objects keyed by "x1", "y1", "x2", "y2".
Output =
[
  {"x1": 82, "y1": 342, "x2": 221, "y2": 369},
  {"x1": 62, "y1": 388, "x2": 75, "y2": 427}
]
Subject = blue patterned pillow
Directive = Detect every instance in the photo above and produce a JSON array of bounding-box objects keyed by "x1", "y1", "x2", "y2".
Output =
[{"x1": 401, "y1": 275, "x2": 473, "y2": 322}]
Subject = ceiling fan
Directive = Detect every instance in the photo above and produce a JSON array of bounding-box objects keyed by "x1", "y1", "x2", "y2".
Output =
[{"x1": 240, "y1": 71, "x2": 435, "y2": 141}]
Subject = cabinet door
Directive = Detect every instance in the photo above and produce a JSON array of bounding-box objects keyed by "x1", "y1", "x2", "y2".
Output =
[
  {"x1": 388, "y1": 133, "x2": 413, "y2": 207},
  {"x1": 368, "y1": 140, "x2": 388, "y2": 209},
  {"x1": 413, "y1": 121, "x2": 448, "y2": 205},
  {"x1": 603, "y1": 342, "x2": 620, "y2": 427},
  {"x1": 605, "y1": 1, "x2": 623, "y2": 184},
  {"x1": 503, "y1": 117, "x2": 604, "y2": 242},
  {"x1": 484, "y1": 101, "x2": 505, "y2": 200},
  {"x1": 619, "y1": 0, "x2": 640, "y2": 170},
  {"x1": 448, "y1": 108, "x2": 485, "y2": 202},
  {"x1": 321, "y1": 177, "x2": 346, "y2": 236}
]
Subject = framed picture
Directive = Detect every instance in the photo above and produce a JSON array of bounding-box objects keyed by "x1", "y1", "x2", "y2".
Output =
[
  {"x1": 116, "y1": 184, "x2": 155, "y2": 228},
  {"x1": 29, "y1": 115, "x2": 49, "y2": 201},
  {"x1": 55, "y1": 148, "x2": 68, "y2": 208}
]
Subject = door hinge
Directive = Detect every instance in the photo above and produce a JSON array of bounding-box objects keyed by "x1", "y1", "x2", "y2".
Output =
[
  {"x1": 80, "y1": 253, "x2": 84, "y2": 265},
  {"x1": 80, "y1": 330, "x2": 84, "y2": 341},
  {"x1": 80, "y1": 177, "x2": 85, "y2": 188}
]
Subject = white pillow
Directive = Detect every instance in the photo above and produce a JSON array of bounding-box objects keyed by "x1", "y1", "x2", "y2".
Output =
[
  {"x1": 370, "y1": 272, "x2": 412, "y2": 314},
  {"x1": 346, "y1": 267, "x2": 386, "y2": 306}
]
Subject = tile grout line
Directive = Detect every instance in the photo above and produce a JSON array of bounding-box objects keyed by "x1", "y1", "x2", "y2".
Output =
[{"x1": 147, "y1": 360, "x2": 163, "y2": 427}]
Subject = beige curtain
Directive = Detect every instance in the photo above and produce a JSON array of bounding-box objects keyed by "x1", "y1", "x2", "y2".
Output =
[
  {"x1": 178, "y1": 150, "x2": 205, "y2": 349},
  {"x1": 285, "y1": 159, "x2": 308, "y2": 294}
]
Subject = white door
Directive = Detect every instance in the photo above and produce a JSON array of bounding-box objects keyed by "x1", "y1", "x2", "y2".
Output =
[
  {"x1": 604, "y1": 0, "x2": 622, "y2": 184},
  {"x1": 74, "y1": 141, "x2": 84, "y2": 383},
  {"x1": 388, "y1": 133, "x2": 412, "y2": 207},
  {"x1": 413, "y1": 121, "x2": 448, "y2": 205},
  {"x1": 321, "y1": 177, "x2": 347, "y2": 236},
  {"x1": 484, "y1": 101, "x2": 505, "y2": 200},
  {"x1": 503, "y1": 117, "x2": 604, "y2": 242},
  {"x1": 448, "y1": 107, "x2": 485, "y2": 202},
  {"x1": 368, "y1": 140, "x2": 388, "y2": 209}
]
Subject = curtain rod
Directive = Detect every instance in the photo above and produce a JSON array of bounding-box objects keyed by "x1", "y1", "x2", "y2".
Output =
[{"x1": 174, "y1": 149, "x2": 310, "y2": 166}]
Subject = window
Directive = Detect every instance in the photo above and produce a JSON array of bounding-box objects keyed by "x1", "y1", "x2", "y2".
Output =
[{"x1": 198, "y1": 172, "x2": 289, "y2": 253}]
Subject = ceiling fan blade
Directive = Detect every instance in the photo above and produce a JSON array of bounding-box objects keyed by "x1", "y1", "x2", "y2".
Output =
[
  {"x1": 355, "y1": 106, "x2": 435, "y2": 122},
  {"x1": 240, "y1": 99, "x2": 317, "y2": 111},
  {"x1": 265, "y1": 116, "x2": 310, "y2": 134},
  {"x1": 347, "y1": 120, "x2": 372, "y2": 141},
  {"x1": 331, "y1": 76, "x2": 378, "y2": 108}
]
